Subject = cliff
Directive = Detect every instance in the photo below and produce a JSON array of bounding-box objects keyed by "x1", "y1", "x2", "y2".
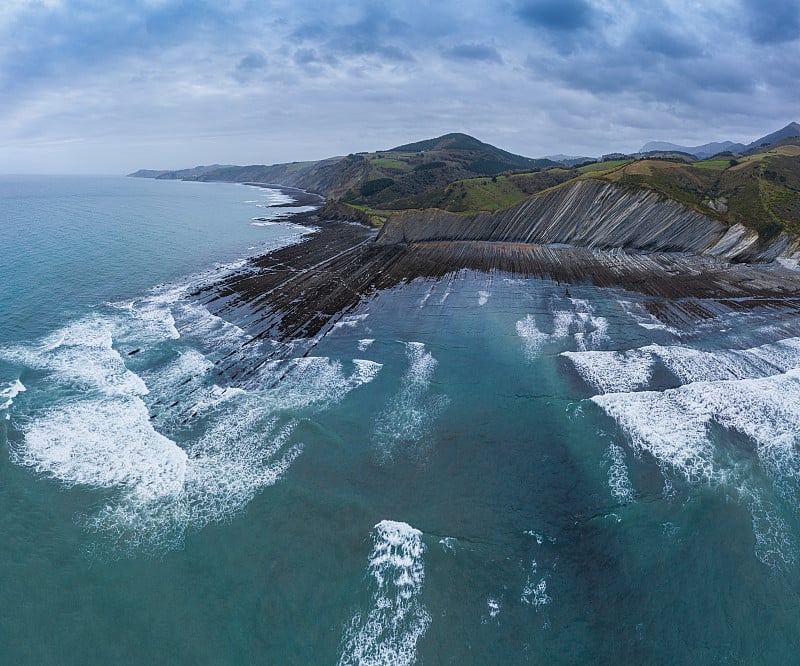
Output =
[{"x1": 375, "y1": 179, "x2": 797, "y2": 263}]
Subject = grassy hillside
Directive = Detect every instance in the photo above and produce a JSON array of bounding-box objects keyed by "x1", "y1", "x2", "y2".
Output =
[
  {"x1": 359, "y1": 142, "x2": 800, "y2": 241},
  {"x1": 129, "y1": 127, "x2": 800, "y2": 241},
  {"x1": 133, "y1": 133, "x2": 557, "y2": 208},
  {"x1": 337, "y1": 134, "x2": 558, "y2": 209},
  {"x1": 378, "y1": 168, "x2": 578, "y2": 212},
  {"x1": 600, "y1": 145, "x2": 800, "y2": 237}
]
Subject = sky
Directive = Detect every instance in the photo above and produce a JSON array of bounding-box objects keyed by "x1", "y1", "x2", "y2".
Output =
[{"x1": 0, "y1": 0, "x2": 798, "y2": 174}]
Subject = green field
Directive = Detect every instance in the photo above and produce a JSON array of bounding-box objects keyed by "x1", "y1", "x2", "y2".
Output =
[
  {"x1": 577, "y1": 159, "x2": 631, "y2": 174},
  {"x1": 369, "y1": 157, "x2": 411, "y2": 172}
]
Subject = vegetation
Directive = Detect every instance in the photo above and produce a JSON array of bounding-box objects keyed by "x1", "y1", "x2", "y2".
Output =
[
  {"x1": 132, "y1": 128, "x2": 800, "y2": 240},
  {"x1": 576, "y1": 159, "x2": 631, "y2": 174},
  {"x1": 595, "y1": 148, "x2": 800, "y2": 238},
  {"x1": 369, "y1": 157, "x2": 411, "y2": 172}
]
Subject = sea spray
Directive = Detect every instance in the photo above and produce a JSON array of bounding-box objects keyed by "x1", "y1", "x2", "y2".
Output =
[{"x1": 517, "y1": 297, "x2": 610, "y2": 360}]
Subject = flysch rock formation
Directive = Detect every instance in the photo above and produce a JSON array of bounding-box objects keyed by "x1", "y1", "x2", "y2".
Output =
[
  {"x1": 376, "y1": 179, "x2": 798, "y2": 262},
  {"x1": 190, "y1": 179, "x2": 800, "y2": 389}
]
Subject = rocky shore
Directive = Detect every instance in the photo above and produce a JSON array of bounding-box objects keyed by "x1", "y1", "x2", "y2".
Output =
[{"x1": 192, "y1": 186, "x2": 800, "y2": 384}]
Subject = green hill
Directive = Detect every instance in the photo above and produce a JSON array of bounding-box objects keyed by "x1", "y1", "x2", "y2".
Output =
[
  {"x1": 130, "y1": 125, "x2": 800, "y2": 239},
  {"x1": 130, "y1": 133, "x2": 557, "y2": 214},
  {"x1": 596, "y1": 145, "x2": 800, "y2": 238}
]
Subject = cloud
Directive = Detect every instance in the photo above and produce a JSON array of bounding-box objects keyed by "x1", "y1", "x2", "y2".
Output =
[
  {"x1": 238, "y1": 52, "x2": 267, "y2": 70},
  {"x1": 293, "y1": 48, "x2": 320, "y2": 66},
  {"x1": 0, "y1": 0, "x2": 798, "y2": 173},
  {"x1": 515, "y1": 0, "x2": 596, "y2": 32},
  {"x1": 288, "y1": 4, "x2": 416, "y2": 62},
  {"x1": 742, "y1": 0, "x2": 800, "y2": 44},
  {"x1": 633, "y1": 25, "x2": 702, "y2": 59},
  {"x1": 444, "y1": 43, "x2": 503, "y2": 63}
]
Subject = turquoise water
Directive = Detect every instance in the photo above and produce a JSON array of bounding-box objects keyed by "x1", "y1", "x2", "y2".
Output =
[{"x1": 2, "y1": 176, "x2": 800, "y2": 664}]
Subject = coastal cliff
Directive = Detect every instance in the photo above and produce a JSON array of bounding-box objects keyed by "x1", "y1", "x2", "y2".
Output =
[{"x1": 375, "y1": 179, "x2": 797, "y2": 263}]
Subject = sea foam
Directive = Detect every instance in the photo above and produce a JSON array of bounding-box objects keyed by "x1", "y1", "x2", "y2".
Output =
[
  {"x1": 0, "y1": 379, "x2": 26, "y2": 413},
  {"x1": 563, "y1": 336, "x2": 800, "y2": 395},
  {"x1": 373, "y1": 342, "x2": 448, "y2": 462},
  {"x1": 520, "y1": 560, "x2": 551, "y2": 609},
  {"x1": 15, "y1": 397, "x2": 187, "y2": 501},
  {"x1": 339, "y1": 520, "x2": 430, "y2": 666},
  {"x1": 593, "y1": 369, "x2": 800, "y2": 565},
  {"x1": 562, "y1": 348, "x2": 655, "y2": 394},
  {"x1": 3, "y1": 292, "x2": 381, "y2": 555},
  {"x1": 1, "y1": 316, "x2": 149, "y2": 397},
  {"x1": 517, "y1": 298, "x2": 609, "y2": 359},
  {"x1": 606, "y1": 442, "x2": 636, "y2": 503}
]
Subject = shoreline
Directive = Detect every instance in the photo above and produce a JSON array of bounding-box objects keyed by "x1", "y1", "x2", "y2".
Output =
[
  {"x1": 243, "y1": 182, "x2": 325, "y2": 208},
  {"x1": 189, "y1": 195, "x2": 800, "y2": 383}
]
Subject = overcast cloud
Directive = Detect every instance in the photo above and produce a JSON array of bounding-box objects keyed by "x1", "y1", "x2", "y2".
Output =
[{"x1": 0, "y1": 0, "x2": 798, "y2": 173}]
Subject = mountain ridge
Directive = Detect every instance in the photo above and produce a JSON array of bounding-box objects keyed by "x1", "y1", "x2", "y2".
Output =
[
  {"x1": 130, "y1": 123, "x2": 800, "y2": 240},
  {"x1": 639, "y1": 122, "x2": 800, "y2": 158}
]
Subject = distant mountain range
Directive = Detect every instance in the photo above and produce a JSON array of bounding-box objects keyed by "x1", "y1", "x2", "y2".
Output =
[{"x1": 640, "y1": 122, "x2": 800, "y2": 159}]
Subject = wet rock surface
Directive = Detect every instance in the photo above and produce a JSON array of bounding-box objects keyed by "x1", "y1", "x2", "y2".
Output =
[{"x1": 193, "y1": 203, "x2": 800, "y2": 384}]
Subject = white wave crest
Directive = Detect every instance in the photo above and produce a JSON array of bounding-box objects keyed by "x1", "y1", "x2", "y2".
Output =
[
  {"x1": 3, "y1": 308, "x2": 383, "y2": 554},
  {"x1": 0, "y1": 378, "x2": 26, "y2": 413},
  {"x1": 339, "y1": 520, "x2": 430, "y2": 666},
  {"x1": 13, "y1": 391, "x2": 304, "y2": 555},
  {"x1": 606, "y1": 443, "x2": 635, "y2": 503},
  {"x1": 563, "y1": 336, "x2": 800, "y2": 396},
  {"x1": 1, "y1": 317, "x2": 149, "y2": 397},
  {"x1": 562, "y1": 348, "x2": 655, "y2": 394},
  {"x1": 617, "y1": 299, "x2": 679, "y2": 334},
  {"x1": 14, "y1": 397, "x2": 187, "y2": 501},
  {"x1": 594, "y1": 369, "x2": 800, "y2": 482},
  {"x1": 594, "y1": 368, "x2": 800, "y2": 567},
  {"x1": 650, "y1": 338, "x2": 800, "y2": 385},
  {"x1": 257, "y1": 357, "x2": 382, "y2": 412},
  {"x1": 334, "y1": 314, "x2": 370, "y2": 330}
]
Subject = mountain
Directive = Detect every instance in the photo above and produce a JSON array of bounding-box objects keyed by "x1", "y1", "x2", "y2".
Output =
[
  {"x1": 130, "y1": 126, "x2": 800, "y2": 239},
  {"x1": 544, "y1": 154, "x2": 596, "y2": 166},
  {"x1": 639, "y1": 140, "x2": 746, "y2": 159},
  {"x1": 639, "y1": 122, "x2": 800, "y2": 159},
  {"x1": 600, "y1": 143, "x2": 800, "y2": 238},
  {"x1": 131, "y1": 164, "x2": 234, "y2": 179},
  {"x1": 128, "y1": 169, "x2": 170, "y2": 178},
  {"x1": 746, "y1": 122, "x2": 800, "y2": 150},
  {"x1": 388, "y1": 132, "x2": 550, "y2": 173},
  {"x1": 130, "y1": 133, "x2": 557, "y2": 207}
]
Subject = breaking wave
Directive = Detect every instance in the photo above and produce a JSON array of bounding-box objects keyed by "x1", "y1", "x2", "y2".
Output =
[
  {"x1": 567, "y1": 329, "x2": 800, "y2": 568},
  {"x1": 339, "y1": 520, "x2": 430, "y2": 666},
  {"x1": 0, "y1": 277, "x2": 381, "y2": 556}
]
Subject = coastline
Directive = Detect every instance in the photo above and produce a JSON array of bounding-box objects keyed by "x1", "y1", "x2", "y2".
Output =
[
  {"x1": 188, "y1": 187, "x2": 800, "y2": 385},
  {"x1": 243, "y1": 182, "x2": 325, "y2": 208}
]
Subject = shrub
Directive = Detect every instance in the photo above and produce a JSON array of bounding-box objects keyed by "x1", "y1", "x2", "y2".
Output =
[{"x1": 360, "y1": 178, "x2": 395, "y2": 196}]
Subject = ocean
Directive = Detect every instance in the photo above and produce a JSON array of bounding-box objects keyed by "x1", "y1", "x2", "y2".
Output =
[{"x1": 1, "y1": 175, "x2": 800, "y2": 664}]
